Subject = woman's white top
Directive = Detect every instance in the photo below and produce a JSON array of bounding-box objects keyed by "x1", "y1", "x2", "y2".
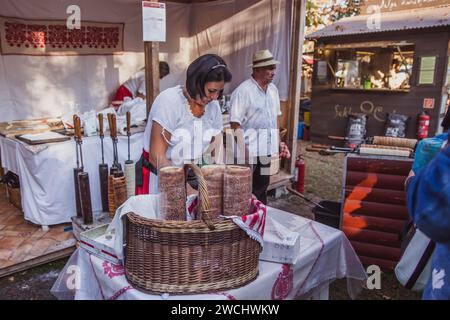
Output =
[{"x1": 143, "y1": 85, "x2": 223, "y2": 165}]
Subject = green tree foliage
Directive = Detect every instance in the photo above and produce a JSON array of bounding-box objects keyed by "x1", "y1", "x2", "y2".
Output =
[
  {"x1": 307, "y1": 0, "x2": 363, "y2": 29},
  {"x1": 306, "y1": 0, "x2": 326, "y2": 28}
]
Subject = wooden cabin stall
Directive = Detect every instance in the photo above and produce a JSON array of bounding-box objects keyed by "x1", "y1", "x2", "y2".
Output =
[{"x1": 306, "y1": 5, "x2": 450, "y2": 144}]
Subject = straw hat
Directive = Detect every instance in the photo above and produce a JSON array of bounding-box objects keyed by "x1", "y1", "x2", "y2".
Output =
[{"x1": 248, "y1": 49, "x2": 280, "y2": 68}]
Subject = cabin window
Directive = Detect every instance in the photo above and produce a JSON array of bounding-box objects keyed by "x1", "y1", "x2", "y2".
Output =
[{"x1": 324, "y1": 43, "x2": 415, "y2": 92}]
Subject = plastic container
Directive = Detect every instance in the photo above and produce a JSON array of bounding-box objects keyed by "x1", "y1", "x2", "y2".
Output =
[
  {"x1": 312, "y1": 201, "x2": 341, "y2": 229},
  {"x1": 298, "y1": 122, "x2": 304, "y2": 140},
  {"x1": 304, "y1": 112, "x2": 311, "y2": 127}
]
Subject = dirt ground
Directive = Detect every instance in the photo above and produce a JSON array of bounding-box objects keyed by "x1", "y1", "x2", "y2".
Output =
[
  {"x1": 0, "y1": 140, "x2": 421, "y2": 300},
  {"x1": 268, "y1": 140, "x2": 421, "y2": 300},
  {"x1": 0, "y1": 260, "x2": 64, "y2": 300}
]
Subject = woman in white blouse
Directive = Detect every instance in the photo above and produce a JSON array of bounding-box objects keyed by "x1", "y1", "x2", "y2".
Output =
[{"x1": 136, "y1": 54, "x2": 232, "y2": 194}]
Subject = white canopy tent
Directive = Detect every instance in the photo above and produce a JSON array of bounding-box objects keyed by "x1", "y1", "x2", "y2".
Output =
[
  {"x1": 0, "y1": 0, "x2": 294, "y2": 122},
  {"x1": 1, "y1": 0, "x2": 306, "y2": 217}
]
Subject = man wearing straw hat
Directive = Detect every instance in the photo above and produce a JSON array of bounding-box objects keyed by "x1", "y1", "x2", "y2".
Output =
[{"x1": 229, "y1": 49, "x2": 290, "y2": 204}]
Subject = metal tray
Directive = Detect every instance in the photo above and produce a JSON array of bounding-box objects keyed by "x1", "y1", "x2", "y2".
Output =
[{"x1": 15, "y1": 133, "x2": 71, "y2": 145}]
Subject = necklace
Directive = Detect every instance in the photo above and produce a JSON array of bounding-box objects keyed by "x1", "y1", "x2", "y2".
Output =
[
  {"x1": 183, "y1": 88, "x2": 205, "y2": 118},
  {"x1": 189, "y1": 102, "x2": 206, "y2": 118}
]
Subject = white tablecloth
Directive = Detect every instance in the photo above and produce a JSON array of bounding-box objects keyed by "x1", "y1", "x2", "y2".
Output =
[
  {"x1": 0, "y1": 136, "x2": 20, "y2": 174},
  {"x1": 0, "y1": 133, "x2": 144, "y2": 226},
  {"x1": 51, "y1": 207, "x2": 367, "y2": 300}
]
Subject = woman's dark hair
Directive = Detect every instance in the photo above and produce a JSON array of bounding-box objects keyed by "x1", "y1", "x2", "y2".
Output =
[{"x1": 185, "y1": 54, "x2": 232, "y2": 100}]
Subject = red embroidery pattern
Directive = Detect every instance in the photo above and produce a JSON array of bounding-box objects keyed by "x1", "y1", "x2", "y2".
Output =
[
  {"x1": 102, "y1": 261, "x2": 125, "y2": 279},
  {"x1": 48, "y1": 25, "x2": 69, "y2": 48},
  {"x1": 294, "y1": 222, "x2": 325, "y2": 297},
  {"x1": 3, "y1": 20, "x2": 120, "y2": 50},
  {"x1": 103, "y1": 27, "x2": 120, "y2": 48},
  {"x1": 5, "y1": 22, "x2": 27, "y2": 47},
  {"x1": 108, "y1": 286, "x2": 134, "y2": 300},
  {"x1": 271, "y1": 264, "x2": 293, "y2": 300},
  {"x1": 67, "y1": 27, "x2": 85, "y2": 49},
  {"x1": 210, "y1": 292, "x2": 237, "y2": 300}
]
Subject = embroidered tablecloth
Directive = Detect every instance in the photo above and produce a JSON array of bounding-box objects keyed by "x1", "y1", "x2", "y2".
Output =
[{"x1": 51, "y1": 206, "x2": 367, "y2": 300}]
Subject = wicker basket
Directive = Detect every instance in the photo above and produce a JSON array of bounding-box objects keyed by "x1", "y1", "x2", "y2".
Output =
[{"x1": 124, "y1": 164, "x2": 262, "y2": 294}]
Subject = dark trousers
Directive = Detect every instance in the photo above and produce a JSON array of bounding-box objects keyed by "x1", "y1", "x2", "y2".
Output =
[{"x1": 252, "y1": 156, "x2": 271, "y2": 205}]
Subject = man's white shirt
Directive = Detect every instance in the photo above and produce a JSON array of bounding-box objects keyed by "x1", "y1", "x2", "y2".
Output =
[{"x1": 230, "y1": 77, "x2": 282, "y2": 157}]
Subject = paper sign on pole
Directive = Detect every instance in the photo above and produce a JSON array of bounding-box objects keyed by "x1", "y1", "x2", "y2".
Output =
[{"x1": 142, "y1": 2, "x2": 166, "y2": 42}]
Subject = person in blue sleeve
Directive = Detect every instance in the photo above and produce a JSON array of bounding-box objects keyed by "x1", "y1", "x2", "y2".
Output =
[{"x1": 406, "y1": 126, "x2": 450, "y2": 299}]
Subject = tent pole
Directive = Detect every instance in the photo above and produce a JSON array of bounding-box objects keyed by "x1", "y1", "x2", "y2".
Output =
[
  {"x1": 144, "y1": 41, "x2": 160, "y2": 117},
  {"x1": 285, "y1": 0, "x2": 307, "y2": 175}
]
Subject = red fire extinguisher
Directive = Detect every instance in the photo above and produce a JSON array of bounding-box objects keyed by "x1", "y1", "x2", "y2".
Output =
[
  {"x1": 294, "y1": 156, "x2": 305, "y2": 194},
  {"x1": 417, "y1": 111, "x2": 430, "y2": 140}
]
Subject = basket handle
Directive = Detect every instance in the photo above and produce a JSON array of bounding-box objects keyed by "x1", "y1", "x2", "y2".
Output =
[{"x1": 185, "y1": 163, "x2": 215, "y2": 230}]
